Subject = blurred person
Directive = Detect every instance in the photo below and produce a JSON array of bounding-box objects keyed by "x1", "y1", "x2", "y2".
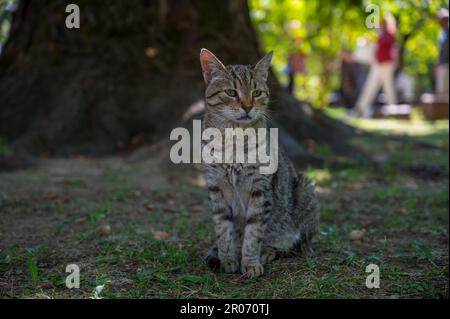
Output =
[
  {"x1": 353, "y1": 37, "x2": 375, "y2": 65},
  {"x1": 395, "y1": 71, "x2": 415, "y2": 103},
  {"x1": 285, "y1": 37, "x2": 307, "y2": 95},
  {"x1": 436, "y1": 8, "x2": 449, "y2": 94},
  {"x1": 355, "y1": 16, "x2": 398, "y2": 118},
  {"x1": 340, "y1": 47, "x2": 369, "y2": 111}
]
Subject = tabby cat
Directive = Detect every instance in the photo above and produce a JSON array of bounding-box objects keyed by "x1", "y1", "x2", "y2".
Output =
[{"x1": 200, "y1": 49, "x2": 319, "y2": 278}]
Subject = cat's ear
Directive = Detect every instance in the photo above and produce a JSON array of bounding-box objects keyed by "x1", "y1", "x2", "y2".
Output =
[
  {"x1": 200, "y1": 48, "x2": 227, "y2": 85},
  {"x1": 252, "y1": 51, "x2": 273, "y2": 81}
]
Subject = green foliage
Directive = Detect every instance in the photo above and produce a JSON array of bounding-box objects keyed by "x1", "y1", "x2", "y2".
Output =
[
  {"x1": 179, "y1": 274, "x2": 211, "y2": 285},
  {"x1": 250, "y1": 0, "x2": 449, "y2": 106},
  {"x1": 87, "y1": 206, "x2": 110, "y2": 223},
  {"x1": 27, "y1": 256, "x2": 38, "y2": 287},
  {"x1": 411, "y1": 240, "x2": 437, "y2": 267},
  {"x1": 136, "y1": 268, "x2": 159, "y2": 283},
  {"x1": 0, "y1": 0, "x2": 15, "y2": 46},
  {"x1": 0, "y1": 138, "x2": 12, "y2": 154}
]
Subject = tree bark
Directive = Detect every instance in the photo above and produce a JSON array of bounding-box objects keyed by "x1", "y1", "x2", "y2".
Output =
[{"x1": 0, "y1": 0, "x2": 356, "y2": 160}]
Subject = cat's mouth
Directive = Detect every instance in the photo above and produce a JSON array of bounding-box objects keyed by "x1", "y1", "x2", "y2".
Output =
[
  {"x1": 233, "y1": 114, "x2": 260, "y2": 125},
  {"x1": 230, "y1": 113, "x2": 260, "y2": 125},
  {"x1": 237, "y1": 115, "x2": 252, "y2": 121}
]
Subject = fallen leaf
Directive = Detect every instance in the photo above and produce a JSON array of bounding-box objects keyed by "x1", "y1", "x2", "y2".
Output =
[
  {"x1": 44, "y1": 191, "x2": 59, "y2": 200},
  {"x1": 163, "y1": 207, "x2": 175, "y2": 213},
  {"x1": 188, "y1": 176, "x2": 207, "y2": 188},
  {"x1": 98, "y1": 224, "x2": 111, "y2": 236},
  {"x1": 190, "y1": 205, "x2": 203, "y2": 213},
  {"x1": 344, "y1": 183, "x2": 355, "y2": 190},
  {"x1": 144, "y1": 204, "x2": 154, "y2": 211},
  {"x1": 349, "y1": 230, "x2": 365, "y2": 241},
  {"x1": 152, "y1": 231, "x2": 170, "y2": 239},
  {"x1": 145, "y1": 47, "x2": 158, "y2": 58}
]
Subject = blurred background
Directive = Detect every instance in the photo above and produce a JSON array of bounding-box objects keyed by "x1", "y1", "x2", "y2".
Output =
[
  {"x1": 0, "y1": 0, "x2": 448, "y2": 299},
  {"x1": 251, "y1": 0, "x2": 447, "y2": 107}
]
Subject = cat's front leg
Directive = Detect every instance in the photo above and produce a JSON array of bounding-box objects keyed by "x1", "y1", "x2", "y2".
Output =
[
  {"x1": 241, "y1": 189, "x2": 271, "y2": 278},
  {"x1": 208, "y1": 185, "x2": 239, "y2": 273}
]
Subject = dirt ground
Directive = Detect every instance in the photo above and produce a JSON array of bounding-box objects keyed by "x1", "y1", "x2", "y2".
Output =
[{"x1": 0, "y1": 113, "x2": 448, "y2": 299}]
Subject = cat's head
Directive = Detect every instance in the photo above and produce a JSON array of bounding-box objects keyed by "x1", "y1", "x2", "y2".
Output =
[{"x1": 200, "y1": 48, "x2": 273, "y2": 125}]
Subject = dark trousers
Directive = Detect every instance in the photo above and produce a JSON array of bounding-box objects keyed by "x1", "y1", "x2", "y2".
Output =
[{"x1": 287, "y1": 73, "x2": 295, "y2": 95}]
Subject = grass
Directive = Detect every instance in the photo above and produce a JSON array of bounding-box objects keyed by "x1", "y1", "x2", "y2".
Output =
[
  {"x1": 0, "y1": 107, "x2": 448, "y2": 299},
  {"x1": 27, "y1": 256, "x2": 38, "y2": 287},
  {"x1": 0, "y1": 137, "x2": 13, "y2": 155}
]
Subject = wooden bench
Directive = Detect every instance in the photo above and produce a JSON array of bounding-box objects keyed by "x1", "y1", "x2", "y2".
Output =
[{"x1": 420, "y1": 93, "x2": 449, "y2": 120}]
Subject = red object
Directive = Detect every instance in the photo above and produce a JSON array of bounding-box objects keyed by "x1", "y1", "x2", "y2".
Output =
[
  {"x1": 288, "y1": 52, "x2": 306, "y2": 74},
  {"x1": 376, "y1": 32, "x2": 396, "y2": 63}
]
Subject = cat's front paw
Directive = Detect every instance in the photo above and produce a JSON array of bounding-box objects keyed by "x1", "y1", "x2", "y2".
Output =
[
  {"x1": 261, "y1": 249, "x2": 277, "y2": 264},
  {"x1": 221, "y1": 259, "x2": 239, "y2": 273},
  {"x1": 241, "y1": 261, "x2": 264, "y2": 278}
]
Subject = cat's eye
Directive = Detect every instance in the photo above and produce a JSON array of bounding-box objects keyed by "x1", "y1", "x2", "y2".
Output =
[
  {"x1": 224, "y1": 89, "x2": 238, "y2": 97},
  {"x1": 252, "y1": 90, "x2": 262, "y2": 97}
]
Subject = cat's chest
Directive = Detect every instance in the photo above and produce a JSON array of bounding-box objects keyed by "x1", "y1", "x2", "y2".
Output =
[
  {"x1": 205, "y1": 163, "x2": 259, "y2": 215},
  {"x1": 225, "y1": 164, "x2": 243, "y2": 187},
  {"x1": 224, "y1": 165, "x2": 252, "y2": 220},
  {"x1": 222, "y1": 163, "x2": 256, "y2": 191}
]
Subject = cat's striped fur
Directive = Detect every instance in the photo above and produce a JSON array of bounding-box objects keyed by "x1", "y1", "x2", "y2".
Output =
[{"x1": 200, "y1": 49, "x2": 319, "y2": 278}]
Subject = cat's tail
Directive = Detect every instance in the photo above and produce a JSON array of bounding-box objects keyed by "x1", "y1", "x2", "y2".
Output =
[{"x1": 296, "y1": 174, "x2": 320, "y2": 252}]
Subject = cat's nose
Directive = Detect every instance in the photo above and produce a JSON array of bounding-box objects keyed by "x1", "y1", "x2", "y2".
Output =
[
  {"x1": 242, "y1": 106, "x2": 253, "y2": 114},
  {"x1": 241, "y1": 102, "x2": 253, "y2": 114}
]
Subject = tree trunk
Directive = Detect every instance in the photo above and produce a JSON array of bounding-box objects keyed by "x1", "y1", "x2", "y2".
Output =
[{"x1": 0, "y1": 0, "x2": 356, "y2": 160}]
